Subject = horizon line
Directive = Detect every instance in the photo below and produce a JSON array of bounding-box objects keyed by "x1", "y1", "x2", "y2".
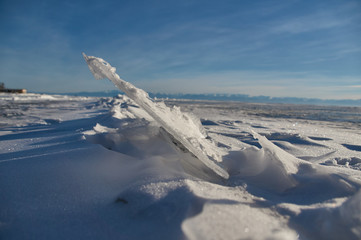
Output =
[{"x1": 28, "y1": 90, "x2": 361, "y2": 107}]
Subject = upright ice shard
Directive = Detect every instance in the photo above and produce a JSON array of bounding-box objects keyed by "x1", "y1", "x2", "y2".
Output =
[{"x1": 83, "y1": 53, "x2": 229, "y2": 179}]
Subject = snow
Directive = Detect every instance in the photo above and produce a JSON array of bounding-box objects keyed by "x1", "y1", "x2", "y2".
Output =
[{"x1": 1, "y1": 66, "x2": 361, "y2": 239}]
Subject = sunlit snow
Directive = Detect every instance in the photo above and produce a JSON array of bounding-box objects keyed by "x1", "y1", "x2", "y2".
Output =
[{"x1": 0, "y1": 56, "x2": 361, "y2": 239}]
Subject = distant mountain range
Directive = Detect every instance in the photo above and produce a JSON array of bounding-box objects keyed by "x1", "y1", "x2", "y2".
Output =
[{"x1": 47, "y1": 90, "x2": 361, "y2": 107}]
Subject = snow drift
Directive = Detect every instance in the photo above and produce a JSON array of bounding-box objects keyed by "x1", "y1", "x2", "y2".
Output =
[
  {"x1": 80, "y1": 93, "x2": 361, "y2": 239},
  {"x1": 81, "y1": 53, "x2": 361, "y2": 239},
  {"x1": 0, "y1": 54, "x2": 360, "y2": 239}
]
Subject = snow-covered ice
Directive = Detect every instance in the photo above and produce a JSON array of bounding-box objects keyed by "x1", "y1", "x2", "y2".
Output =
[{"x1": 1, "y1": 77, "x2": 361, "y2": 239}]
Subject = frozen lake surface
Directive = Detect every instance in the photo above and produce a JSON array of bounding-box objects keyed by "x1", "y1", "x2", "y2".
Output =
[{"x1": 1, "y1": 93, "x2": 361, "y2": 239}]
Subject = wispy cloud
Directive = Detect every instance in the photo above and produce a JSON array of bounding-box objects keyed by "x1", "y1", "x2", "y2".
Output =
[
  {"x1": 271, "y1": 1, "x2": 361, "y2": 34},
  {"x1": 272, "y1": 14, "x2": 349, "y2": 34}
]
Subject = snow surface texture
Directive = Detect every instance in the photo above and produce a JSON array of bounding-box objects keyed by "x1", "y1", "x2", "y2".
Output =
[{"x1": 1, "y1": 89, "x2": 361, "y2": 238}]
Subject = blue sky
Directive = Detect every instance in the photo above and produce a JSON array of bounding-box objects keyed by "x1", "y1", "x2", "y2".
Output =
[{"x1": 1, "y1": 0, "x2": 360, "y2": 99}]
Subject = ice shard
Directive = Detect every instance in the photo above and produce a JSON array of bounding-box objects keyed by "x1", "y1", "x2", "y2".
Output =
[{"x1": 83, "y1": 53, "x2": 229, "y2": 179}]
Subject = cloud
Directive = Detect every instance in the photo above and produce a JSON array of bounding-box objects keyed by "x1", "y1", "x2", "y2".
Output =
[
  {"x1": 272, "y1": 15, "x2": 349, "y2": 34},
  {"x1": 270, "y1": 2, "x2": 361, "y2": 35}
]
